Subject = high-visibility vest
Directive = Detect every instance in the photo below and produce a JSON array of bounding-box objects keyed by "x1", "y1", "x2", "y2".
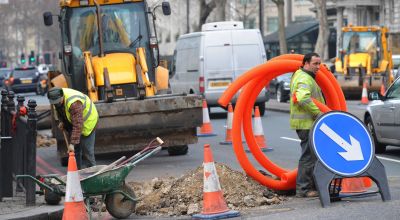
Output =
[
  {"x1": 289, "y1": 69, "x2": 325, "y2": 130},
  {"x1": 62, "y1": 88, "x2": 98, "y2": 136}
]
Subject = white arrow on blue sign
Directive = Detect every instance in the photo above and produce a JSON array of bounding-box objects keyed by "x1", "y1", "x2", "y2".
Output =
[{"x1": 311, "y1": 111, "x2": 374, "y2": 176}]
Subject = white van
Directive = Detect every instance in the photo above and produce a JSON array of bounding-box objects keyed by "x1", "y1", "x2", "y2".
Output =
[{"x1": 170, "y1": 21, "x2": 269, "y2": 115}]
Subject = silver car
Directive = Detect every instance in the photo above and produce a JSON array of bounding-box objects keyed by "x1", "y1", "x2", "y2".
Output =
[{"x1": 364, "y1": 76, "x2": 400, "y2": 153}]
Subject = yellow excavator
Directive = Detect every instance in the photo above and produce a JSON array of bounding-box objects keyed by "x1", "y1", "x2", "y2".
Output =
[
  {"x1": 43, "y1": 0, "x2": 202, "y2": 166},
  {"x1": 334, "y1": 25, "x2": 394, "y2": 96}
]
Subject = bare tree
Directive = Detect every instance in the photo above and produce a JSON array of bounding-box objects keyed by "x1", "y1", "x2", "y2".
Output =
[
  {"x1": 272, "y1": 0, "x2": 287, "y2": 54},
  {"x1": 313, "y1": 0, "x2": 329, "y2": 60},
  {"x1": 229, "y1": 0, "x2": 257, "y2": 29},
  {"x1": 0, "y1": 0, "x2": 59, "y2": 66},
  {"x1": 197, "y1": 0, "x2": 217, "y2": 31},
  {"x1": 214, "y1": 0, "x2": 227, "y2": 22}
]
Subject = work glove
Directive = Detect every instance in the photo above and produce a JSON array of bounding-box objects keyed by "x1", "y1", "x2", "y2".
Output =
[{"x1": 67, "y1": 144, "x2": 75, "y2": 152}]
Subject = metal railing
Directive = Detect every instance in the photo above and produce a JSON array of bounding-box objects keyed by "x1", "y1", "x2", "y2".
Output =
[{"x1": 0, "y1": 90, "x2": 37, "y2": 206}]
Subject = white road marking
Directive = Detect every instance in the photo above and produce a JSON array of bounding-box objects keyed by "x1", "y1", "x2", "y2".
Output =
[
  {"x1": 281, "y1": 137, "x2": 301, "y2": 142},
  {"x1": 377, "y1": 156, "x2": 400, "y2": 164}
]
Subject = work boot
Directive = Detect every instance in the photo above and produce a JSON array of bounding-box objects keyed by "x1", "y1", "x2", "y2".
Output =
[{"x1": 305, "y1": 190, "x2": 319, "y2": 197}]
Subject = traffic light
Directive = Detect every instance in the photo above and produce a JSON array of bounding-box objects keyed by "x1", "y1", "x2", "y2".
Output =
[
  {"x1": 21, "y1": 53, "x2": 26, "y2": 64},
  {"x1": 29, "y1": 50, "x2": 35, "y2": 65}
]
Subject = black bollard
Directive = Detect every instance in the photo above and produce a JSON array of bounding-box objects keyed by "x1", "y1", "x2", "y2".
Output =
[
  {"x1": 2, "y1": 91, "x2": 15, "y2": 197},
  {"x1": 15, "y1": 95, "x2": 25, "y2": 193},
  {"x1": 26, "y1": 100, "x2": 37, "y2": 206},
  {"x1": 0, "y1": 89, "x2": 8, "y2": 201}
]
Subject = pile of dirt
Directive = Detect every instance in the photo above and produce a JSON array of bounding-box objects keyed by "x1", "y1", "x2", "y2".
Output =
[
  {"x1": 128, "y1": 163, "x2": 286, "y2": 217},
  {"x1": 36, "y1": 133, "x2": 56, "y2": 147}
]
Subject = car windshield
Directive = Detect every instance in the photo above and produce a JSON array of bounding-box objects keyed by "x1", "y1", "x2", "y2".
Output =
[
  {"x1": 68, "y1": 2, "x2": 149, "y2": 56},
  {"x1": 386, "y1": 78, "x2": 400, "y2": 99},
  {"x1": 277, "y1": 73, "x2": 292, "y2": 81},
  {"x1": 13, "y1": 68, "x2": 37, "y2": 78}
]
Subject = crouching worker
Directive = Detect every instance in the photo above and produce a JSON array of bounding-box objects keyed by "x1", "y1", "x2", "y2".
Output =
[{"x1": 47, "y1": 87, "x2": 99, "y2": 169}]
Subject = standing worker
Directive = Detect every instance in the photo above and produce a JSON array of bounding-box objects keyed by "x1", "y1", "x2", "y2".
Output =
[
  {"x1": 47, "y1": 87, "x2": 99, "y2": 169},
  {"x1": 290, "y1": 52, "x2": 325, "y2": 198}
]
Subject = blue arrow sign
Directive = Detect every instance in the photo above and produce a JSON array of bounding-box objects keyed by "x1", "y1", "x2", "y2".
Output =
[{"x1": 311, "y1": 111, "x2": 374, "y2": 176}]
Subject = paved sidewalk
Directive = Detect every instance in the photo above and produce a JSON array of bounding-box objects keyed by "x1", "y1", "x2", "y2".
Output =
[{"x1": 0, "y1": 191, "x2": 63, "y2": 220}]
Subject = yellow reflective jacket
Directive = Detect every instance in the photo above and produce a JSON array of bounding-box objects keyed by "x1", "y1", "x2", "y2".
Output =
[
  {"x1": 289, "y1": 69, "x2": 325, "y2": 129},
  {"x1": 63, "y1": 88, "x2": 98, "y2": 136}
]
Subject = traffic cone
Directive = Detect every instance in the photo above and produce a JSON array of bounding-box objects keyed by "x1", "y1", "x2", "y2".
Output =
[
  {"x1": 192, "y1": 144, "x2": 240, "y2": 219},
  {"x1": 340, "y1": 177, "x2": 371, "y2": 194},
  {"x1": 247, "y1": 106, "x2": 272, "y2": 152},
  {"x1": 220, "y1": 103, "x2": 234, "y2": 145},
  {"x1": 62, "y1": 152, "x2": 88, "y2": 220},
  {"x1": 380, "y1": 83, "x2": 386, "y2": 96},
  {"x1": 360, "y1": 81, "x2": 369, "y2": 105},
  {"x1": 198, "y1": 99, "x2": 217, "y2": 137}
]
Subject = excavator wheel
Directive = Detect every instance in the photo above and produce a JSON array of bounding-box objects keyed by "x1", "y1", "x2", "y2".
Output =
[{"x1": 168, "y1": 145, "x2": 188, "y2": 156}]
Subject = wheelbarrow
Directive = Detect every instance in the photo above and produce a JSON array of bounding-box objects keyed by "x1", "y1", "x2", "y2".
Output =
[{"x1": 17, "y1": 137, "x2": 164, "y2": 219}]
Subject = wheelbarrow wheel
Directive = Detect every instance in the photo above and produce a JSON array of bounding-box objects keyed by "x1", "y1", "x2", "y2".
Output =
[
  {"x1": 44, "y1": 184, "x2": 62, "y2": 205},
  {"x1": 105, "y1": 184, "x2": 136, "y2": 219}
]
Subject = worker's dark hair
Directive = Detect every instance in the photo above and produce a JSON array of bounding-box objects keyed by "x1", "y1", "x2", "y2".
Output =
[{"x1": 302, "y1": 52, "x2": 320, "y2": 65}]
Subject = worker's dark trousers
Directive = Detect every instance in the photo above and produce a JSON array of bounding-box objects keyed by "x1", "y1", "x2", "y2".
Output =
[
  {"x1": 75, "y1": 130, "x2": 96, "y2": 170},
  {"x1": 296, "y1": 129, "x2": 317, "y2": 195}
]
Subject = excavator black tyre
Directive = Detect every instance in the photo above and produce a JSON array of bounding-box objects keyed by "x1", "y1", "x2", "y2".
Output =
[{"x1": 168, "y1": 145, "x2": 189, "y2": 156}]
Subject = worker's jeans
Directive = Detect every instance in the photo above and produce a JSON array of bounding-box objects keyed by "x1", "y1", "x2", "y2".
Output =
[
  {"x1": 296, "y1": 129, "x2": 317, "y2": 195},
  {"x1": 75, "y1": 130, "x2": 96, "y2": 170}
]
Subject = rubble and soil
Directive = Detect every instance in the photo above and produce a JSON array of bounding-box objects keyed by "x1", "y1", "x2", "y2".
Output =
[
  {"x1": 36, "y1": 133, "x2": 56, "y2": 147},
  {"x1": 128, "y1": 163, "x2": 286, "y2": 217}
]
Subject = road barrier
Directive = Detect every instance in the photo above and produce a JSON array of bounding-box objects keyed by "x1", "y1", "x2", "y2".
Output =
[
  {"x1": 0, "y1": 90, "x2": 37, "y2": 205},
  {"x1": 217, "y1": 54, "x2": 368, "y2": 191}
]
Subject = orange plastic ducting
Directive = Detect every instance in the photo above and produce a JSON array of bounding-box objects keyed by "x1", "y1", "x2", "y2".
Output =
[{"x1": 217, "y1": 54, "x2": 346, "y2": 190}]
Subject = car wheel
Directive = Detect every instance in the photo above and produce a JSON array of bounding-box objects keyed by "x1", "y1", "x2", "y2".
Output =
[
  {"x1": 366, "y1": 116, "x2": 386, "y2": 153},
  {"x1": 256, "y1": 102, "x2": 265, "y2": 116},
  {"x1": 277, "y1": 85, "x2": 285, "y2": 103}
]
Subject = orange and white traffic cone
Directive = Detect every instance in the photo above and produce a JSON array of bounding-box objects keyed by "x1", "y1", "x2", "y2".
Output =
[
  {"x1": 198, "y1": 99, "x2": 217, "y2": 137},
  {"x1": 62, "y1": 152, "x2": 88, "y2": 220},
  {"x1": 360, "y1": 81, "x2": 369, "y2": 105},
  {"x1": 380, "y1": 83, "x2": 386, "y2": 96},
  {"x1": 192, "y1": 144, "x2": 240, "y2": 219},
  {"x1": 340, "y1": 177, "x2": 371, "y2": 194},
  {"x1": 220, "y1": 103, "x2": 233, "y2": 145},
  {"x1": 247, "y1": 106, "x2": 272, "y2": 152}
]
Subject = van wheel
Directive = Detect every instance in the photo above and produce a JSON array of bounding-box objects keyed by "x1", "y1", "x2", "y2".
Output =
[
  {"x1": 168, "y1": 145, "x2": 188, "y2": 156},
  {"x1": 256, "y1": 102, "x2": 265, "y2": 116}
]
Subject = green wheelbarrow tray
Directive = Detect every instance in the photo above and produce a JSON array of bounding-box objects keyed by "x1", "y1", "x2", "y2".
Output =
[{"x1": 62, "y1": 145, "x2": 163, "y2": 196}]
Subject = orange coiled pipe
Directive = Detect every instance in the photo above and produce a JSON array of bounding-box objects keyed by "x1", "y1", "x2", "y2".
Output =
[{"x1": 218, "y1": 54, "x2": 345, "y2": 190}]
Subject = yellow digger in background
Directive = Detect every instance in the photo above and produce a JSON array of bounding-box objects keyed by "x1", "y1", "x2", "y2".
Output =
[
  {"x1": 334, "y1": 26, "x2": 394, "y2": 96},
  {"x1": 43, "y1": 0, "x2": 202, "y2": 166}
]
